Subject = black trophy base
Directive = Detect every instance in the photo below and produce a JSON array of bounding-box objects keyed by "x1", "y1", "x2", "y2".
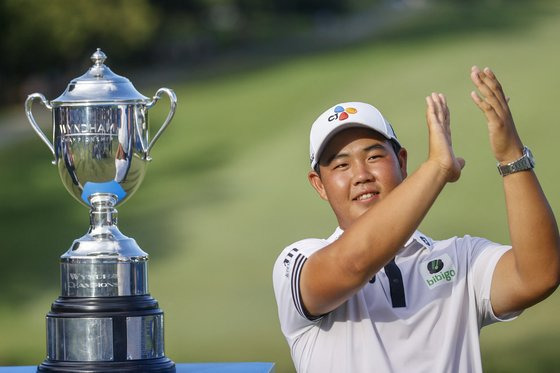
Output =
[
  {"x1": 38, "y1": 357, "x2": 176, "y2": 372},
  {"x1": 40, "y1": 295, "x2": 175, "y2": 372}
]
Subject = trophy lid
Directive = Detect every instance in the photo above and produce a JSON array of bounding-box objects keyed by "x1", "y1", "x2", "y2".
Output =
[{"x1": 52, "y1": 48, "x2": 148, "y2": 105}]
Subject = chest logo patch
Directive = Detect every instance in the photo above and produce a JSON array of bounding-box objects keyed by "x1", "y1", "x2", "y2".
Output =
[{"x1": 420, "y1": 253, "x2": 457, "y2": 289}]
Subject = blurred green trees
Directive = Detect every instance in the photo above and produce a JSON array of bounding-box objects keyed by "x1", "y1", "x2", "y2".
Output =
[
  {"x1": 0, "y1": 0, "x2": 543, "y2": 105},
  {"x1": 0, "y1": 0, "x2": 159, "y2": 101},
  {"x1": 0, "y1": 0, "x2": 372, "y2": 104}
]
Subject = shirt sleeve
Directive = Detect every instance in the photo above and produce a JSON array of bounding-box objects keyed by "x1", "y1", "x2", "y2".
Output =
[
  {"x1": 272, "y1": 238, "x2": 327, "y2": 340},
  {"x1": 465, "y1": 236, "x2": 522, "y2": 327}
]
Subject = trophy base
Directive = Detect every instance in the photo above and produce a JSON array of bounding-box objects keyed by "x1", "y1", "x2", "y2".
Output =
[
  {"x1": 41, "y1": 295, "x2": 174, "y2": 371},
  {"x1": 37, "y1": 357, "x2": 176, "y2": 372}
]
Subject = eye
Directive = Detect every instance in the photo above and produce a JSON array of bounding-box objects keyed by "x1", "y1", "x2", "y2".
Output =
[{"x1": 333, "y1": 162, "x2": 348, "y2": 170}]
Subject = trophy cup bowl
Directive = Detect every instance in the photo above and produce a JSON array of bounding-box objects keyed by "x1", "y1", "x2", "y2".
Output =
[
  {"x1": 25, "y1": 49, "x2": 177, "y2": 372},
  {"x1": 25, "y1": 48, "x2": 177, "y2": 208}
]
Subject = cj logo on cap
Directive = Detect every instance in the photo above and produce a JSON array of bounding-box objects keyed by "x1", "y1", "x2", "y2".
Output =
[{"x1": 328, "y1": 105, "x2": 357, "y2": 122}]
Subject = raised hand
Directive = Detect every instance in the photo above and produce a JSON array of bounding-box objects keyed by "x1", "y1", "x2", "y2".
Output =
[
  {"x1": 470, "y1": 66, "x2": 524, "y2": 163},
  {"x1": 425, "y1": 92, "x2": 465, "y2": 183}
]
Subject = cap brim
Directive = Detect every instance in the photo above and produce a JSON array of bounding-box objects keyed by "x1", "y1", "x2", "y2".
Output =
[{"x1": 312, "y1": 122, "x2": 394, "y2": 169}]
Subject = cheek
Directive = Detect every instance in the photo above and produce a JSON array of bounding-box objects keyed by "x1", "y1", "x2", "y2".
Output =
[
  {"x1": 323, "y1": 174, "x2": 350, "y2": 200},
  {"x1": 331, "y1": 175, "x2": 349, "y2": 190},
  {"x1": 388, "y1": 170, "x2": 405, "y2": 187},
  {"x1": 378, "y1": 159, "x2": 405, "y2": 183}
]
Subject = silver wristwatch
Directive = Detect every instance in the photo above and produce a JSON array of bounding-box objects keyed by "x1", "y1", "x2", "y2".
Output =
[{"x1": 497, "y1": 146, "x2": 535, "y2": 176}]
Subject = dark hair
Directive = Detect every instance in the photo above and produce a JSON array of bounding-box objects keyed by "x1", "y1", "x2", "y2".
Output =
[{"x1": 389, "y1": 139, "x2": 402, "y2": 156}]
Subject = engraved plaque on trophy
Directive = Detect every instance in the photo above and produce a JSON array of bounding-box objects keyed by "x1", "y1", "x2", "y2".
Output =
[{"x1": 25, "y1": 49, "x2": 177, "y2": 372}]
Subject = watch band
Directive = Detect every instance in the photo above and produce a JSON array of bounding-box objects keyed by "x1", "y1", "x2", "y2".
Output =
[{"x1": 497, "y1": 146, "x2": 535, "y2": 176}]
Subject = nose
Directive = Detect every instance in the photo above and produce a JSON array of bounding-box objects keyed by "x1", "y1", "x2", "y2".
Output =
[{"x1": 352, "y1": 161, "x2": 374, "y2": 185}]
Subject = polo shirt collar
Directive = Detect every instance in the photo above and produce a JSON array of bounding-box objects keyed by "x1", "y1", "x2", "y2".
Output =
[
  {"x1": 327, "y1": 226, "x2": 344, "y2": 243},
  {"x1": 328, "y1": 227, "x2": 434, "y2": 251},
  {"x1": 405, "y1": 230, "x2": 434, "y2": 250}
]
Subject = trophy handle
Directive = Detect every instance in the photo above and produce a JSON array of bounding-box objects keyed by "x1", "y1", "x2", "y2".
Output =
[
  {"x1": 25, "y1": 93, "x2": 56, "y2": 164},
  {"x1": 145, "y1": 88, "x2": 177, "y2": 156}
]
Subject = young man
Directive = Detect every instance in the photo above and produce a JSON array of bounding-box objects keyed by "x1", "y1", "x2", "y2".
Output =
[{"x1": 273, "y1": 67, "x2": 560, "y2": 373}]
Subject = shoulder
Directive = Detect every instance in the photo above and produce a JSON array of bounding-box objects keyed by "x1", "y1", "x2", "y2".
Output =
[
  {"x1": 272, "y1": 238, "x2": 330, "y2": 325},
  {"x1": 278, "y1": 237, "x2": 329, "y2": 259},
  {"x1": 431, "y1": 234, "x2": 510, "y2": 266},
  {"x1": 273, "y1": 238, "x2": 328, "y2": 278},
  {"x1": 431, "y1": 234, "x2": 504, "y2": 250}
]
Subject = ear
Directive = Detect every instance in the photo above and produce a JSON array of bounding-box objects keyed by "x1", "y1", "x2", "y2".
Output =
[
  {"x1": 308, "y1": 170, "x2": 329, "y2": 201},
  {"x1": 397, "y1": 147, "x2": 408, "y2": 179}
]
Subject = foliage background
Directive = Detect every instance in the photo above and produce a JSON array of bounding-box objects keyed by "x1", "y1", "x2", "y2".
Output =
[{"x1": 1, "y1": 1, "x2": 559, "y2": 372}]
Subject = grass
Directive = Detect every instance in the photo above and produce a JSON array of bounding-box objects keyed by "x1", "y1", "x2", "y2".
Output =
[{"x1": 1, "y1": 2, "x2": 560, "y2": 372}]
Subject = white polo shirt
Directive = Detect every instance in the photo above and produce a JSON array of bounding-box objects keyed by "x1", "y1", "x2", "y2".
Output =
[{"x1": 273, "y1": 228, "x2": 519, "y2": 373}]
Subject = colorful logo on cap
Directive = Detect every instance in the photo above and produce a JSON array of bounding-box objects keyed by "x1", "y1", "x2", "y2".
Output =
[{"x1": 328, "y1": 105, "x2": 357, "y2": 122}]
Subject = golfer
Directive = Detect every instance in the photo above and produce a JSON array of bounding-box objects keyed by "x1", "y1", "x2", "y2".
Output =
[{"x1": 273, "y1": 66, "x2": 560, "y2": 372}]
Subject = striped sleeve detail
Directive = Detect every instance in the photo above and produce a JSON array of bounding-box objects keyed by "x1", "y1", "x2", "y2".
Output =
[
  {"x1": 291, "y1": 253, "x2": 322, "y2": 321},
  {"x1": 291, "y1": 254, "x2": 307, "y2": 318}
]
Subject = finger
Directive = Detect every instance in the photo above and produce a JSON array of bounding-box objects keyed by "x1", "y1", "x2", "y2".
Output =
[
  {"x1": 438, "y1": 93, "x2": 447, "y2": 106},
  {"x1": 426, "y1": 94, "x2": 446, "y2": 138},
  {"x1": 471, "y1": 91, "x2": 501, "y2": 124},
  {"x1": 427, "y1": 94, "x2": 441, "y2": 115},
  {"x1": 482, "y1": 67, "x2": 509, "y2": 112},
  {"x1": 470, "y1": 66, "x2": 483, "y2": 85},
  {"x1": 470, "y1": 90, "x2": 484, "y2": 110},
  {"x1": 471, "y1": 68, "x2": 504, "y2": 113},
  {"x1": 472, "y1": 69, "x2": 501, "y2": 108},
  {"x1": 438, "y1": 93, "x2": 449, "y2": 121},
  {"x1": 483, "y1": 67, "x2": 498, "y2": 81},
  {"x1": 426, "y1": 95, "x2": 434, "y2": 113},
  {"x1": 437, "y1": 93, "x2": 451, "y2": 136},
  {"x1": 470, "y1": 90, "x2": 492, "y2": 114},
  {"x1": 473, "y1": 68, "x2": 509, "y2": 117},
  {"x1": 432, "y1": 92, "x2": 445, "y2": 124},
  {"x1": 425, "y1": 95, "x2": 436, "y2": 122},
  {"x1": 426, "y1": 95, "x2": 441, "y2": 127},
  {"x1": 471, "y1": 67, "x2": 496, "y2": 100}
]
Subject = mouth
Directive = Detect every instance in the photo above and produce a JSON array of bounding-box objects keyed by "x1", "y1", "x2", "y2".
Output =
[{"x1": 353, "y1": 191, "x2": 379, "y2": 202}]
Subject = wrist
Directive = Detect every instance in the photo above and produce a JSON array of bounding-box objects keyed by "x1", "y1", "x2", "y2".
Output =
[
  {"x1": 494, "y1": 137, "x2": 524, "y2": 164},
  {"x1": 422, "y1": 159, "x2": 456, "y2": 184},
  {"x1": 497, "y1": 148, "x2": 524, "y2": 165},
  {"x1": 497, "y1": 146, "x2": 535, "y2": 177}
]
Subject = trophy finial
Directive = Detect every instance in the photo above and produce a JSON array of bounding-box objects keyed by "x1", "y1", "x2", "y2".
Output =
[{"x1": 91, "y1": 48, "x2": 107, "y2": 67}]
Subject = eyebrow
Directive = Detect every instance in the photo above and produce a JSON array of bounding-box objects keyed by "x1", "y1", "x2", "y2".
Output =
[{"x1": 324, "y1": 143, "x2": 386, "y2": 165}]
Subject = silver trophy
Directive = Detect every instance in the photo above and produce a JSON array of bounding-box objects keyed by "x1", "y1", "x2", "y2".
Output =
[{"x1": 25, "y1": 49, "x2": 176, "y2": 372}]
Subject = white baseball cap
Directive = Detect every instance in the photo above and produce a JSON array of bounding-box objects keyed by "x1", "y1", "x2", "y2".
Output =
[{"x1": 309, "y1": 101, "x2": 400, "y2": 170}]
